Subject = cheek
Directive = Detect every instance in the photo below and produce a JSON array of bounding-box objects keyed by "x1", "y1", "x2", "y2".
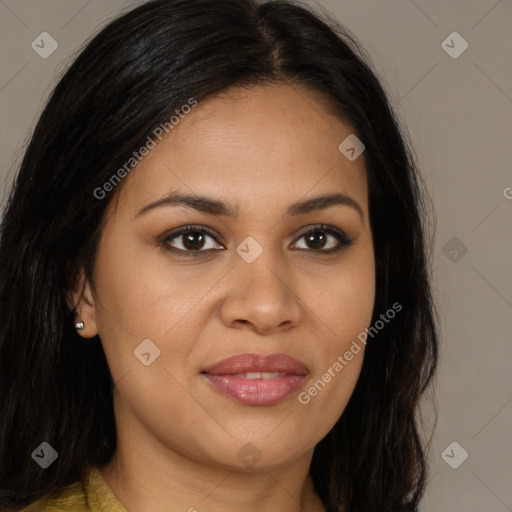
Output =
[
  {"x1": 92, "y1": 232, "x2": 193, "y2": 335},
  {"x1": 296, "y1": 291, "x2": 369, "y2": 436},
  {"x1": 90, "y1": 233, "x2": 219, "y2": 385},
  {"x1": 306, "y1": 247, "x2": 376, "y2": 343},
  {"x1": 296, "y1": 249, "x2": 375, "y2": 420}
]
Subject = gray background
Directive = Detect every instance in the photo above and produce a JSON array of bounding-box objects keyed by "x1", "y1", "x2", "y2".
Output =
[{"x1": 1, "y1": 0, "x2": 511, "y2": 510}]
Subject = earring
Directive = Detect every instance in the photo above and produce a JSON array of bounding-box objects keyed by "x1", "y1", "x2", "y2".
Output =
[{"x1": 75, "y1": 321, "x2": 85, "y2": 330}]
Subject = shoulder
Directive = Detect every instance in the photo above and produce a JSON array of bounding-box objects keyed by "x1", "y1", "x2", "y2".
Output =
[
  {"x1": 17, "y1": 466, "x2": 126, "y2": 512},
  {"x1": 18, "y1": 477, "x2": 89, "y2": 512}
]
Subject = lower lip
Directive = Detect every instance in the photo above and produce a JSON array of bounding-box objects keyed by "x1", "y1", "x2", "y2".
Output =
[{"x1": 203, "y1": 374, "x2": 307, "y2": 406}]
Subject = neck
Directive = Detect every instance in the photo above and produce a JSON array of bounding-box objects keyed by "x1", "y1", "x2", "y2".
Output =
[{"x1": 98, "y1": 427, "x2": 325, "y2": 512}]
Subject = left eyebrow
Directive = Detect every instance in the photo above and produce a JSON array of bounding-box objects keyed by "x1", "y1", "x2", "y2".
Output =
[
  {"x1": 137, "y1": 191, "x2": 364, "y2": 221},
  {"x1": 287, "y1": 193, "x2": 364, "y2": 221}
]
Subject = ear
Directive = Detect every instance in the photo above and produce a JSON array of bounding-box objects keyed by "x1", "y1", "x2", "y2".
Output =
[{"x1": 67, "y1": 266, "x2": 99, "y2": 339}]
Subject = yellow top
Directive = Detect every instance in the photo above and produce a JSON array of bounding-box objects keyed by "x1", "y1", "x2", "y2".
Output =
[{"x1": 19, "y1": 467, "x2": 127, "y2": 512}]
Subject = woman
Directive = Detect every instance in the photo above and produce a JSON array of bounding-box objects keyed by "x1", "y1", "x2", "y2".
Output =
[{"x1": 0, "y1": 0, "x2": 439, "y2": 510}]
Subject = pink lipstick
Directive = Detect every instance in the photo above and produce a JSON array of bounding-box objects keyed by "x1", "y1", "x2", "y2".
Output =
[{"x1": 202, "y1": 353, "x2": 309, "y2": 406}]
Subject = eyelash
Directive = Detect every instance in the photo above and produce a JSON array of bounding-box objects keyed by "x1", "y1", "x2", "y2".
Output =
[{"x1": 160, "y1": 224, "x2": 355, "y2": 258}]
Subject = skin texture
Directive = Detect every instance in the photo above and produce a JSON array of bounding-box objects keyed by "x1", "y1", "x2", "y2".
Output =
[{"x1": 70, "y1": 83, "x2": 376, "y2": 512}]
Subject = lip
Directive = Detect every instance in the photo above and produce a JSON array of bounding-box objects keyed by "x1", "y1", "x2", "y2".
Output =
[{"x1": 202, "y1": 353, "x2": 309, "y2": 406}]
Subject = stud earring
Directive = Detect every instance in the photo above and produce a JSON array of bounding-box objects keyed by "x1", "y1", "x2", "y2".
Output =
[{"x1": 75, "y1": 321, "x2": 85, "y2": 330}]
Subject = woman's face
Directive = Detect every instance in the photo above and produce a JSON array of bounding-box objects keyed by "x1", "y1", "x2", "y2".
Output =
[{"x1": 75, "y1": 83, "x2": 375, "y2": 471}]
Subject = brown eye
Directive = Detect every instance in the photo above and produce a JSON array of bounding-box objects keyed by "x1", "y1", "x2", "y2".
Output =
[
  {"x1": 303, "y1": 230, "x2": 329, "y2": 250},
  {"x1": 176, "y1": 230, "x2": 207, "y2": 251},
  {"x1": 160, "y1": 224, "x2": 354, "y2": 259},
  {"x1": 292, "y1": 225, "x2": 355, "y2": 255},
  {"x1": 161, "y1": 225, "x2": 224, "y2": 257}
]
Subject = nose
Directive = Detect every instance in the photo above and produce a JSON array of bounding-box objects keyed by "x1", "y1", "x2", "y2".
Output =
[{"x1": 219, "y1": 246, "x2": 303, "y2": 335}]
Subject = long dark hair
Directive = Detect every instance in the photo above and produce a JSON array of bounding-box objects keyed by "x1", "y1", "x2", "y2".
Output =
[{"x1": 0, "y1": 0, "x2": 439, "y2": 510}]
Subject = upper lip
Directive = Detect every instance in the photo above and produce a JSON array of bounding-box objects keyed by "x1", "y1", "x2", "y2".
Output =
[{"x1": 202, "y1": 353, "x2": 309, "y2": 375}]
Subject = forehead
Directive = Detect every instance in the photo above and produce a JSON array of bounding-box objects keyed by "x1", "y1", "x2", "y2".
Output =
[{"x1": 112, "y1": 83, "x2": 368, "y2": 220}]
